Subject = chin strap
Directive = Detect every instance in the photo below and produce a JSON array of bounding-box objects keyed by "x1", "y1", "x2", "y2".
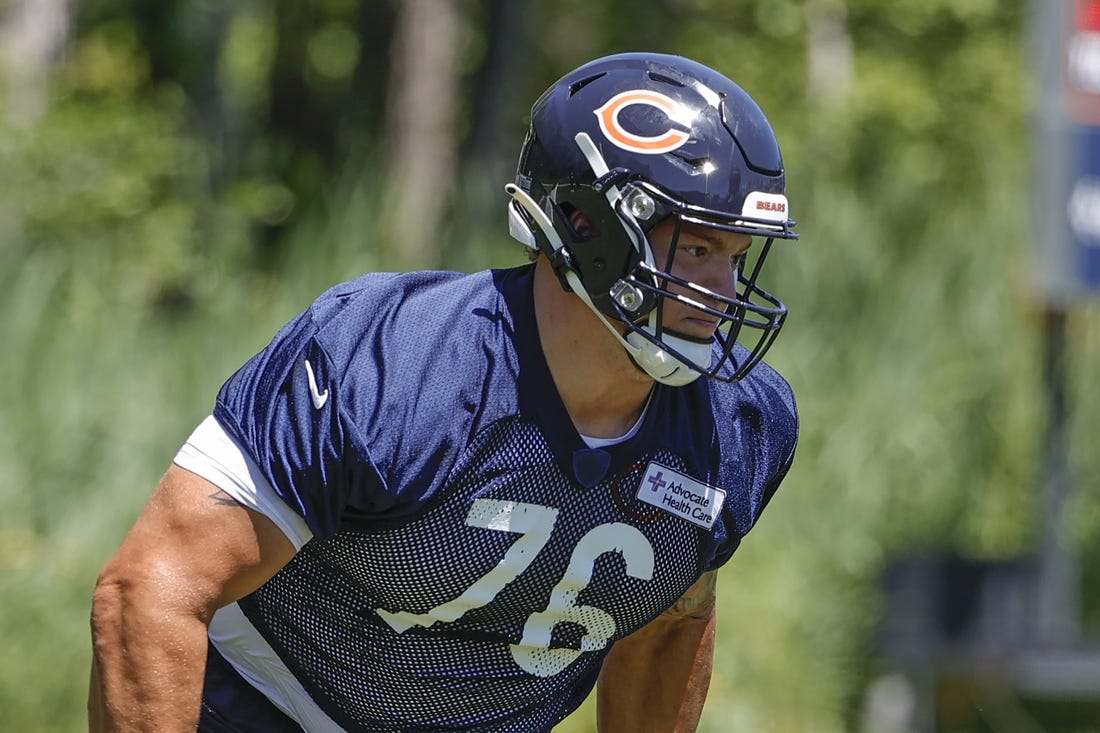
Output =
[
  {"x1": 504, "y1": 135, "x2": 715, "y2": 387},
  {"x1": 626, "y1": 319, "x2": 713, "y2": 387}
]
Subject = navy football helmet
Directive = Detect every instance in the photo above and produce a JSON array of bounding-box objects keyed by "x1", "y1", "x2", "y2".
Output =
[{"x1": 506, "y1": 52, "x2": 797, "y2": 385}]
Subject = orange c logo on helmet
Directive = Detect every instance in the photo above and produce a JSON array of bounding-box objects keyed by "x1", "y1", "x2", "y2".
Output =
[{"x1": 594, "y1": 90, "x2": 691, "y2": 155}]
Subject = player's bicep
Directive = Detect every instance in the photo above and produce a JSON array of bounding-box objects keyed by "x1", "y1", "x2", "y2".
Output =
[
  {"x1": 663, "y1": 570, "x2": 718, "y2": 621},
  {"x1": 103, "y1": 464, "x2": 296, "y2": 617}
]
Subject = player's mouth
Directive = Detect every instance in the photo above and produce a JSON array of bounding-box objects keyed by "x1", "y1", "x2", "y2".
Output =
[{"x1": 667, "y1": 318, "x2": 719, "y2": 341}]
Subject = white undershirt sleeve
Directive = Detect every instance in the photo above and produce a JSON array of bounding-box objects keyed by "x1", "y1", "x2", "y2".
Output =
[{"x1": 173, "y1": 414, "x2": 314, "y2": 550}]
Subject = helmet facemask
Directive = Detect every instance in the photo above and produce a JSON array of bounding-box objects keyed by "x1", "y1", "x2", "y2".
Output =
[{"x1": 602, "y1": 179, "x2": 788, "y2": 384}]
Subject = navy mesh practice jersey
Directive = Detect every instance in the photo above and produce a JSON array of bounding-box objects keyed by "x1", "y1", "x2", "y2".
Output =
[{"x1": 197, "y1": 264, "x2": 798, "y2": 732}]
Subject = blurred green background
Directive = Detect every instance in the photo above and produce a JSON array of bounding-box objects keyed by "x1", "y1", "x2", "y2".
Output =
[{"x1": 2, "y1": 0, "x2": 1099, "y2": 731}]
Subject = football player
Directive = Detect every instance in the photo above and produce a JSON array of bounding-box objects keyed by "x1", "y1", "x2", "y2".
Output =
[{"x1": 90, "y1": 52, "x2": 799, "y2": 732}]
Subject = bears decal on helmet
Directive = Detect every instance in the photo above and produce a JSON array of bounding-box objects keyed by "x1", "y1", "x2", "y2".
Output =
[{"x1": 594, "y1": 90, "x2": 692, "y2": 155}]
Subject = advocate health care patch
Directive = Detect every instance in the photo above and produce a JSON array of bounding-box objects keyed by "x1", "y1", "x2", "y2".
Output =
[{"x1": 637, "y1": 462, "x2": 726, "y2": 529}]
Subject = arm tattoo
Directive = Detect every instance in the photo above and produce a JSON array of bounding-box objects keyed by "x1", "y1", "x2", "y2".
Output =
[
  {"x1": 665, "y1": 570, "x2": 717, "y2": 620},
  {"x1": 208, "y1": 489, "x2": 242, "y2": 507}
]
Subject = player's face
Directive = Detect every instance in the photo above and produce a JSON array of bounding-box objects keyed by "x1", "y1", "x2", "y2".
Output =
[{"x1": 646, "y1": 218, "x2": 753, "y2": 340}]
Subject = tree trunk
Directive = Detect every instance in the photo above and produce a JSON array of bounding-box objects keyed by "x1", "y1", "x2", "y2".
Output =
[
  {"x1": 463, "y1": 0, "x2": 531, "y2": 184},
  {"x1": 0, "y1": 0, "x2": 70, "y2": 125},
  {"x1": 382, "y1": 0, "x2": 464, "y2": 269}
]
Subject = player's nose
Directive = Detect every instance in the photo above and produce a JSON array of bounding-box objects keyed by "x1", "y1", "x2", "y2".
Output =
[{"x1": 700, "y1": 260, "x2": 739, "y2": 304}]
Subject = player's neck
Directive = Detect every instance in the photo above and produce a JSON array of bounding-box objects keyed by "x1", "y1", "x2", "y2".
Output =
[{"x1": 532, "y1": 258, "x2": 655, "y2": 439}]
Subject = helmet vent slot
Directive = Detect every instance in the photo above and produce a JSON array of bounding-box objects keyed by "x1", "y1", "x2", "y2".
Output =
[
  {"x1": 568, "y1": 73, "x2": 607, "y2": 96},
  {"x1": 674, "y1": 154, "x2": 713, "y2": 170},
  {"x1": 647, "y1": 71, "x2": 686, "y2": 88}
]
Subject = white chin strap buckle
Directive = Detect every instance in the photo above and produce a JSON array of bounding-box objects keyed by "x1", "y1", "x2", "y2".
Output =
[{"x1": 626, "y1": 325, "x2": 713, "y2": 387}]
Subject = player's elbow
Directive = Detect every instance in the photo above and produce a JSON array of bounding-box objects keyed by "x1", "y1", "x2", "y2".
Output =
[
  {"x1": 90, "y1": 561, "x2": 136, "y2": 650},
  {"x1": 90, "y1": 556, "x2": 183, "y2": 644}
]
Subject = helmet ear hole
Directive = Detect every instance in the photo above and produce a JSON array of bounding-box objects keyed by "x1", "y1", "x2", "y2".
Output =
[{"x1": 564, "y1": 205, "x2": 600, "y2": 241}]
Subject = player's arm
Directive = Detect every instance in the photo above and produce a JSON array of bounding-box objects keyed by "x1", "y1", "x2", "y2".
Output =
[
  {"x1": 88, "y1": 463, "x2": 297, "y2": 732},
  {"x1": 596, "y1": 570, "x2": 718, "y2": 733}
]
